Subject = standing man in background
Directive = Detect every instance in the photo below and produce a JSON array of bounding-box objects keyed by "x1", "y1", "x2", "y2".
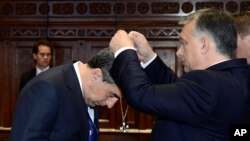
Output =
[
  {"x1": 234, "y1": 11, "x2": 250, "y2": 123},
  {"x1": 234, "y1": 11, "x2": 250, "y2": 64},
  {"x1": 109, "y1": 9, "x2": 249, "y2": 141},
  {"x1": 19, "y1": 39, "x2": 53, "y2": 92}
]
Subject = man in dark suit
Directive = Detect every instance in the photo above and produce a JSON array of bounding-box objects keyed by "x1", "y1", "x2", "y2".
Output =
[
  {"x1": 19, "y1": 39, "x2": 53, "y2": 92},
  {"x1": 9, "y1": 48, "x2": 121, "y2": 141},
  {"x1": 234, "y1": 11, "x2": 250, "y2": 123},
  {"x1": 234, "y1": 11, "x2": 250, "y2": 64},
  {"x1": 109, "y1": 9, "x2": 249, "y2": 141}
]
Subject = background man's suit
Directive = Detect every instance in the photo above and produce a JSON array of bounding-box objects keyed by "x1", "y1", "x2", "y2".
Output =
[
  {"x1": 19, "y1": 68, "x2": 36, "y2": 92},
  {"x1": 10, "y1": 63, "x2": 99, "y2": 141},
  {"x1": 110, "y1": 50, "x2": 249, "y2": 141}
]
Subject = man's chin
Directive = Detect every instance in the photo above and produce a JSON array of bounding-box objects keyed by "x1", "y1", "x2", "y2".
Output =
[{"x1": 184, "y1": 66, "x2": 191, "y2": 73}]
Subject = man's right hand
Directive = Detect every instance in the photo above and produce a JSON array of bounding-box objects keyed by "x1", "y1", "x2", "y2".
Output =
[
  {"x1": 129, "y1": 31, "x2": 155, "y2": 63},
  {"x1": 109, "y1": 30, "x2": 134, "y2": 54}
]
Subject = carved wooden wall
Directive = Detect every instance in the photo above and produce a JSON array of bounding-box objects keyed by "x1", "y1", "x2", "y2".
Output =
[{"x1": 0, "y1": 0, "x2": 249, "y2": 141}]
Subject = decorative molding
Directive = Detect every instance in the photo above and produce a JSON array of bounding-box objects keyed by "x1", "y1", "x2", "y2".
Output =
[
  {"x1": 89, "y1": 3, "x2": 111, "y2": 15},
  {"x1": 0, "y1": 0, "x2": 249, "y2": 19},
  {"x1": 52, "y1": 3, "x2": 74, "y2": 15},
  {"x1": 0, "y1": 27, "x2": 181, "y2": 39},
  {"x1": 226, "y1": 1, "x2": 238, "y2": 13},
  {"x1": 0, "y1": 0, "x2": 248, "y2": 39},
  {"x1": 240, "y1": 1, "x2": 250, "y2": 11},
  {"x1": 39, "y1": 3, "x2": 50, "y2": 15},
  {"x1": 16, "y1": 3, "x2": 36, "y2": 15},
  {"x1": 76, "y1": 3, "x2": 87, "y2": 15},
  {"x1": 12, "y1": 29, "x2": 40, "y2": 37},
  {"x1": 151, "y1": 2, "x2": 179, "y2": 14},
  {"x1": 181, "y1": 2, "x2": 193, "y2": 14},
  {"x1": 100, "y1": 128, "x2": 151, "y2": 134},
  {"x1": 196, "y1": 2, "x2": 223, "y2": 11}
]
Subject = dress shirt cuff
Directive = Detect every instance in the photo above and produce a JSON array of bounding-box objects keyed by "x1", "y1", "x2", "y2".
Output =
[
  {"x1": 140, "y1": 53, "x2": 157, "y2": 68},
  {"x1": 114, "y1": 46, "x2": 136, "y2": 58}
]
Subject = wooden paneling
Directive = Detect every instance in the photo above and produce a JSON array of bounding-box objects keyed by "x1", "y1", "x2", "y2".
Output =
[
  {"x1": 52, "y1": 41, "x2": 81, "y2": 65},
  {"x1": 0, "y1": 41, "x2": 4, "y2": 127},
  {"x1": 150, "y1": 41, "x2": 184, "y2": 77},
  {"x1": 1, "y1": 41, "x2": 17, "y2": 127},
  {"x1": 0, "y1": 0, "x2": 240, "y2": 140}
]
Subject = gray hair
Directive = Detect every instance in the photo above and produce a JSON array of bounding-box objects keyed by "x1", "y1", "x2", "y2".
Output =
[
  {"x1": 179, "y1": 9, "x2": 237, "y2": 57},
  {"x1": 87, "y1": 48, "x2": 115, "y2": 83}
]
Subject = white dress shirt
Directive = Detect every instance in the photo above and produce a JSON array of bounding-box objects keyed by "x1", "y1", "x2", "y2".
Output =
[{"x1": 73, "y1": 61, "x2": 95, "y2": 122}]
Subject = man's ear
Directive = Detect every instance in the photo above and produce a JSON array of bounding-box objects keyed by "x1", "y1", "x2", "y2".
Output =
[
  {"x1": 33, "y1": 53, "x2": 37, "y2": 60},
  {"x1": 92, "y1": 68, "x2": 103, "y2": 80},
  {"x1": 200, "y1": 37, "x2": 209, "y2": 54}
]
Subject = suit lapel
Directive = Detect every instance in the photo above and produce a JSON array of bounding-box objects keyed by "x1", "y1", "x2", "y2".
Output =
[
  {"x1": 31, "y1": 68, "x2": 36, "y2": 77},
  {"x1": 26, "y1": 68, "x2": 36, "y2": 81}
]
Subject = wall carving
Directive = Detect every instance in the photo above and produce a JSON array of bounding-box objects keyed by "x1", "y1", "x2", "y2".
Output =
[
  {"x1": 196, "y1": 2, "x2": 223, "y2": 11},
  {"x1": 0, "y1": 0, "x2": 249, "y2": 40},
  {"x1": 241, "y1": 1, "x2": 250, "y2": 11},
  {"x1": 0, "y1": 28, "x2": 181, "y2": 39},
  {"x1": 16, "y1": 3, "x2": 36, "y2": 15},
  {"x1": 151, "y1": 2, "x2": 179, "y2": 14},
  {"x1": 226, "y1": 1, "x2": 238, "y2": 13},
  {"x1": 0, "y1": 0, "x2": 249, "y2": 18}
]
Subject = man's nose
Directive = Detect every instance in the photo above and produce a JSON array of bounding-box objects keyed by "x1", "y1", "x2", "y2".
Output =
[
  {"x1": 106, "y1": 99, "x2": 118, "y2": 109},
  {"x1": 107, "y1": 102, "x2": 115, "y2": 109},
  {"x1": 43, "y1": 54, "x2": 51, "y2": 59}
]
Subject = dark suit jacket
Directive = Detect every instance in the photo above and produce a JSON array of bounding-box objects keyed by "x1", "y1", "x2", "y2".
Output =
[
  {"x1": 110, "y1": 50, "x2": 249, "y2": 141},
  {"x1": 10, "y1": 63, "x2": 99, "y2": 141},
  {"x1": 19, "y1": 68, "x2": 36, "y2": 92},
  {"x1": 246, "y1": 65, "x2": 250, "y2": 123}
]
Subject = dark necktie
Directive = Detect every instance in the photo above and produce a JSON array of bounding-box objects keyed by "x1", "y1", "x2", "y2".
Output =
[{"x1": 88, "y1": 114, "x2": 99, "y2": 141}]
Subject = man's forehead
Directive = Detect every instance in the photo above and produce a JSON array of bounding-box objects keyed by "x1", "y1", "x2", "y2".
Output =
[{"x1": 38, "y1": 45, "x2": 51, "y2": 50}]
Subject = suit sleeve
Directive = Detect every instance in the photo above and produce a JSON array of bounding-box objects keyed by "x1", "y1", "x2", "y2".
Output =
[
  {"x1": 9, "y1": 81, "x2": 59, "y2": 141},
  {"x1": 144, "y1": 56, "x2": 178, "y2": 84},
  {"x1": 110, "y1": 50, "x2": 218, "y2": 124}
]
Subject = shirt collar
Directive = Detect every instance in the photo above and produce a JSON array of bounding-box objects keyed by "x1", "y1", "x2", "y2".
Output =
[{"x1": 36, "y1": 66, "x2": 49, "y2": 75}]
